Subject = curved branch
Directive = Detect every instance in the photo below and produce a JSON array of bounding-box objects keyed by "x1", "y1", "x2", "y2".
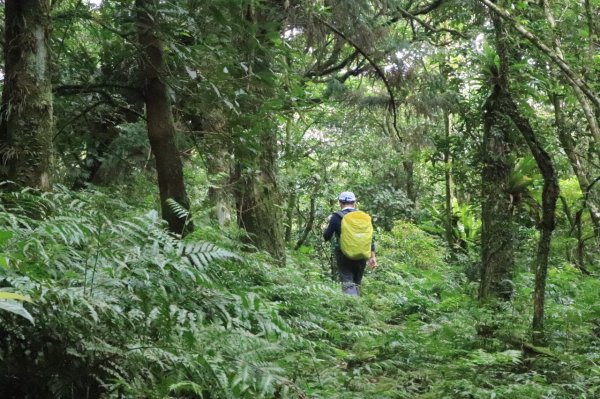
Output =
[
  {"x1": 295, "y1": 194, "x2": 317, "y2": 250},
  {"x1": 478, "y1": 0, "x2": 600, "y2": 110},
  {"x1": 52, "y1": 93, "x2": 146, "y2": 141},
  {"x1": 584, "y1": 176, "x2": 600, "y2": 203},
  {"x1": 53, "y1": 101, "x2": 105, "y2": 141},
  {"x1": 411, "y1": 0, "x2": 445, "y2": 15},
  {"x1": 385, "y1": 0, "x2": 446, "y2": 24},
  {"x1": 305, "y1": 49, "x2": 360, "y2": 78},
  {"x1": 541, "y1": 0, "x2": 600, "y2": 145},
  {"x1": 339, "y1": 64, "x2": 367, "y2": 82},
  {"x1": 314, "y1": 15, "x2": 402, "y2": 141},
  {"x1": 393, "y1": 6, "x2": 467, "y2": 39}
]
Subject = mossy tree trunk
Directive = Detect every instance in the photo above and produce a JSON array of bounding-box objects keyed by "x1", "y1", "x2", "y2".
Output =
[
  {"x1": 0, "y1": 0, "x2": 53, "y2": 190},
  {"x1": 233, "y1": 1, "x2": 287, "y2": 264},
  {"x1": 136, "y1": 0, "x2": 192, "y2": 236},
  {"x1": 504, "y1": 95, "x2": 559, "y2": 343},
  {"x1": 283, "y1": 119, "x2": 296, "y2": 244},
  {"x1": 479, "y1": 7, "x2": 515, "y2": 302},
  {"x1": 233, "y1": 123, "x2": 286, "y2": 264},
  {"x1": 284, "y1": 191, "x2": 297, "y2": 243},
  {"x1": 191, "y1": 112, "x2": 233, "y2": 226},
  {"x1": 481, "y1": 2, "x2": 560, "y2": 343},
  {"x1": 443, "y1": 110, "x2": 454, "y2": 250},
  {"x1": 403, "y1": 159, "x2": 416, "y2": 207}
]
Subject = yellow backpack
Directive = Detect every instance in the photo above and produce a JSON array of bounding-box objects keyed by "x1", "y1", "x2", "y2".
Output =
[{"x1": 336, "y1": 210, "x2": 373, "y2": 260}]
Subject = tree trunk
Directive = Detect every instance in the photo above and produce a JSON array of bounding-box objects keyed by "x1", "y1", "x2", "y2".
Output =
[
  {"x1": 531, "y1": 187, "x2": 558, "y2": 343},
  {"x1": 551, "y1": 94, "x2": 600, "y2": 241},
  {"x1": 541, "y1": 0, "x2": 600, "y2": 243},
  {"x1": 489, "y1": 0, "x2": 560, "y2": 340},
  {"x1": 503, "y1": 96, "x2": 559, "y2": 344},
  {"x1": 0, "y1": 0, "x2": 53, "y2": 190},
  {"x1": 71, "y1": 120, "x2": 118, "y2": 189},
  {"x1": 206, "y1": 150, "x2": 233, "y2": 227},
  {"x1": 283, "y1": 118, "x2": 295, "y2": 243},
  {"x1": 479, "y1": 6, "x2": 515, "y2": 302},
  {"x1": 443, "y1": 110, "x2": 454, "y2": 249},
  {"x1": 403, "y1": 159, "x2": 416, "y2": 206},
  {"x1": 233, "y1": 2, "x2": 287, "y2": 264},
  {"x1": 234, "y1": 127, "x2": 286, "y2": 263},
  {"x1": 191, "y1": 112, "x2": 233, "y2": 226},
  {"x1": 584, "y1": 0, "x2": 598, "y2": 60},
  {"x1": 479, "y1": 89, "x2": 515, "y2": 301},
  {"x1": 294, "y1": 181, "x2": 320, "y2": 250},
  {"x1": 285, "y1": 191, "x2": 297, "y2": 243},
  {"x1": 294, "y1": 196, "x2": 317, "y2": 251},
  {"x1": 136, "y1": 0, "x2": 192, "y2": 236}
]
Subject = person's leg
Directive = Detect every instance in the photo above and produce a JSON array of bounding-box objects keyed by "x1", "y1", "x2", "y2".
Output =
[
  {"x1": 336, "y1": 250, "x2": 359, "y2": 296},
  {"x1": 352, "y1": 260, "x2": 367, "y2": 296}
]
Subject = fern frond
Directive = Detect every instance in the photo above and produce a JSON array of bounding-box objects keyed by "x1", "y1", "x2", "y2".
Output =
[
  {"x1": 168, "y1": 381, "x2": 206, "y2": 397},
  {"x1": 166, "y1": 198, "x2": 190, "y2": 220},
  {"x1": 177, "y1": 241, "x2": 238, "y2": 269}
]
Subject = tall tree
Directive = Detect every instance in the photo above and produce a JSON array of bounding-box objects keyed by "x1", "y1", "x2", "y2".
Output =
[
  {"x1": 0, "y1": 0, "x2": 53, "y2": 190},
  {"x1": 136, "y1": 0, "x2": 192, "y2": 236},
  {"x1": 480, "y1": 0, "x2": 560, "y2": 339},
  {"x1": 443, "y1": 110, "x2": 454, "y2": 249},
  {"x1": 478, "y1": 5, "x2": 515, "y2": 302},
  {"x1": 233, "y1": 1, "x2": 287, "y2": 264},
  {"x1": 507, "y1": 99, "x2": 559, "y2": 342}
]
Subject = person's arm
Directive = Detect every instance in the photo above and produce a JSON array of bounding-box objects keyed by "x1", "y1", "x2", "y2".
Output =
[
  {"x1": 368, "y1": 250, "x2": 377, "y2": 267},
  {"x1": 368, "y1": 227, "x2": 377, "y2": 267},
  {"x1": 323, "y1": 213, "x2": 340, "y2": 242}
]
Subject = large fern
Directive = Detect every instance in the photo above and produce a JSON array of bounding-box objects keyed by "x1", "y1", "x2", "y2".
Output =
[{"x1": 0, "y1": 188, "x2": 296, "y2": 398}]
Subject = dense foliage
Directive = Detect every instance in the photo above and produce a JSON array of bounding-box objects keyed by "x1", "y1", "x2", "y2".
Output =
[
  {"x1": 0, "y1": 0, "x2": 599, "y2": 397},
  {"x1": 1, "y1": 187, "x2": 599, "y2": 398}
]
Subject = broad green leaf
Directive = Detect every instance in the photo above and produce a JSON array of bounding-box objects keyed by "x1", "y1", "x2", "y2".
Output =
[
  {"x1": 0, "y1": 292, "x2": 33, "y2": 303},
  {"x1": 0, "y1": 300, "x2": 34, "y2": 324}
]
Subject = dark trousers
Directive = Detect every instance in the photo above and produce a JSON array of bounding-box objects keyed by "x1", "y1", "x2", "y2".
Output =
[{"x1": 335, "y1": 249, "x2": 367, "y2": 296}]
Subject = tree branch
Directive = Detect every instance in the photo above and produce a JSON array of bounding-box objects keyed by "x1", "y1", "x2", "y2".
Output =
[
  {"x1": 294, "y1": 195, "x2": 317, "y2": 250},
  {"x1": 392, "y1": 6, "x2": 467, "y2": 39},
  {"x1": 478, "y1": 0, "x2": 600, "y2": 110},
  {"x1": 541, "y1": 0, "x2": 600, "y2": 146},
  {"x1": 339, "y1": 64, "x2": 367, "y2": 82},
  {"x1": 53, "y1": 101, "x2": 105, "y2": 141},
  {"x1": 53, "y1": 91, "x2": 146, "y2": 141},
  {"x1": 304, "y1": 50, "x2": 360, "y2": 78},
  {"x1": 54, "y1": 84, "x2": 143, "y2": 98},
  {"x1": 314, "y1": 15, "x2": 402, "y2": 142},
  {"x1": 411, "y1": 0, "x2": 445, "y2": 15}
]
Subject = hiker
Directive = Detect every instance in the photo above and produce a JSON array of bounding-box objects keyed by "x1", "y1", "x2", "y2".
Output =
[{"x1": 323, "y1": 191, "x2": 377, "y2": 296}]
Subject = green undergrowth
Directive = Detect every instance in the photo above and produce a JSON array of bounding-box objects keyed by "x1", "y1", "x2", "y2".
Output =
[{"x1": 0, "y1": 188, "x2": 599, "y2": 398}]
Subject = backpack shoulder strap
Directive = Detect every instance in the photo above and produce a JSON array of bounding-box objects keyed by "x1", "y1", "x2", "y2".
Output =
[{"x1": 335, "y1": 210, "x2": 345, "y2": 219}]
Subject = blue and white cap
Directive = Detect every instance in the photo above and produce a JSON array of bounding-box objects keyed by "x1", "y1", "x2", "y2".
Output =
[{"x1": 338, "y1": 191, "x2": 356, "y2": 202}]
